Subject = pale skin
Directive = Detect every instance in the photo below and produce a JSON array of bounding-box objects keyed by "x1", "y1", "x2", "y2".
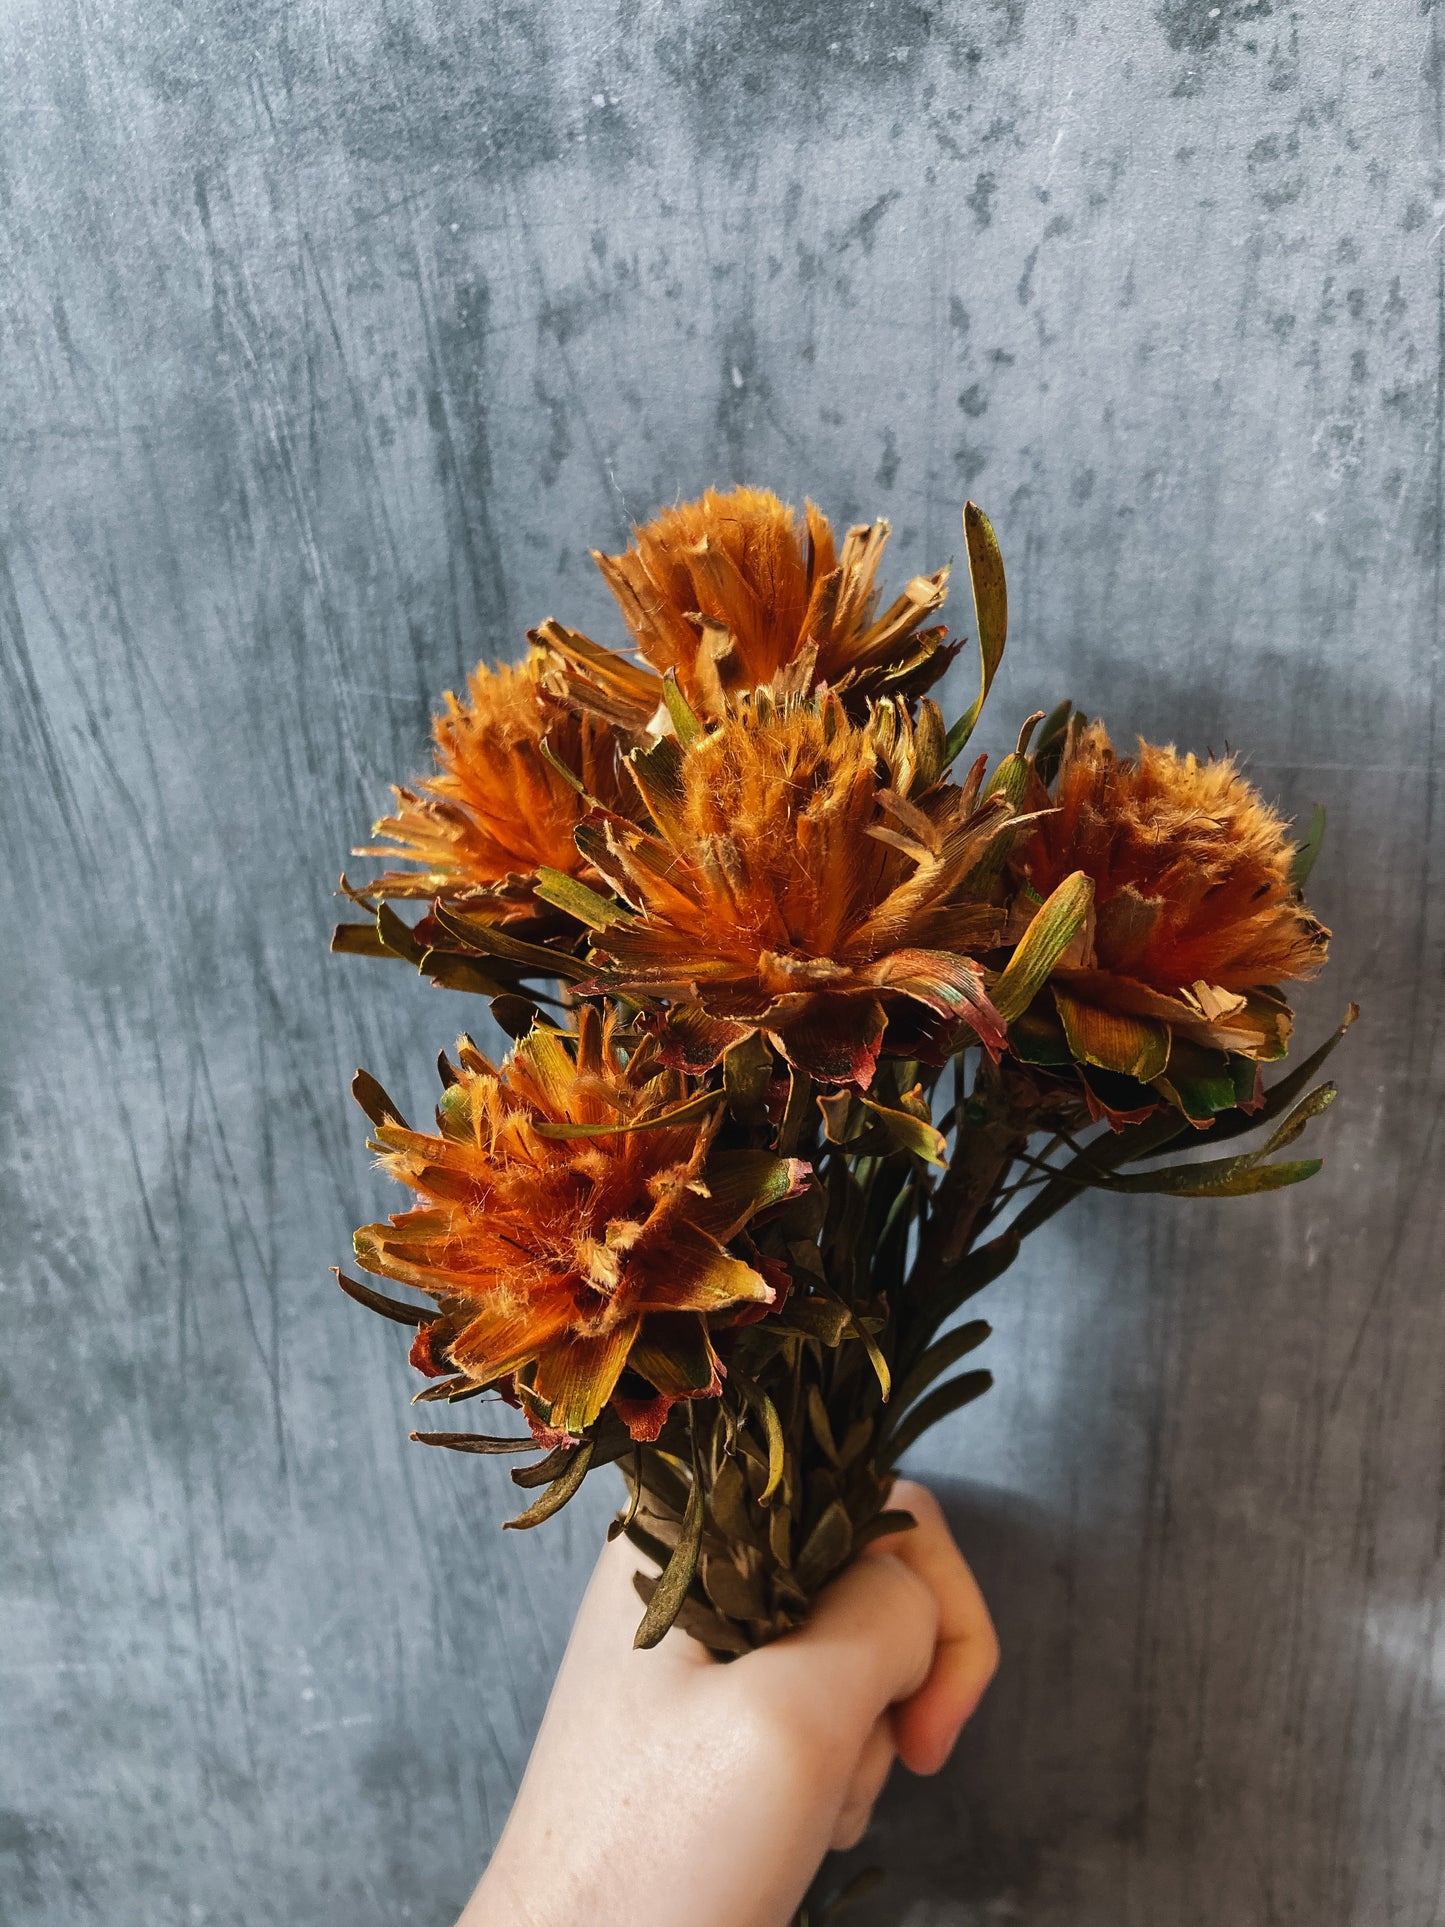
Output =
[{"x1": 465, "y1": 1479, "x2": 998, "y2": 1927}]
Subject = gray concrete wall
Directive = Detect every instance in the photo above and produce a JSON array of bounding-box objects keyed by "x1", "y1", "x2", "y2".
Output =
[{"x1": 2, "y1": 2, "x2": 1442, "y2": 1921}]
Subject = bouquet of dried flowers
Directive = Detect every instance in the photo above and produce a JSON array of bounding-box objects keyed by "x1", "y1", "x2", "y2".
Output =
[{"x1": 333, "y1": 487, "x2": 1351, "y2": 1655}]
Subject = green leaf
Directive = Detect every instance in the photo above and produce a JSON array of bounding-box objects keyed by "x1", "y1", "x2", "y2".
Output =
[
  {"x1": 882, "y1": 1370, "x2": 994, "y2": 1467},
  {"x1": 992, "y1": 872, "x2": 1094, "y2": 1023},
  {"x1": 503, "y1": 1441, "x2": 594, "y2": 1528},
  {"x1": 409, "y1": 1430, "x2": 541, "y2": 1453},
  {"x1": 1202, "y1": 1007, "x2": 1357, "y2": 1147},
  {"x1": 633, "y1": 1467, "x2": 705, "y2": 1649},
  {"x1": 890, "y1": 1319, "x2": 991, "y2": 1423},
  {"x1": 907, "y1": 1230, "x2": 1019, "y2": 1357},
  {"x1": 1289, "y1": 803, "x2": 1326, "y2": 890},
  {"x1": 533, "y1": 867, "x2": 623, "y2": 931},
  {"x1": 1103, "y1": 1155, "x2": 1322, "y2": 1197},
  {"x1": 1261, "y1": 1081, "x2": 1337, "y2": 1150},
  {"x1": 857, "y1": 1322, "x2": 892, "y2": 1402},
  {"x1": 661, "y1": 671, "x2": 702, "y2": 748},
  {"x1": 945, "y1": 501, "x2": 1008, "y2": 760},
  {"x1": 861, "y1": 1097, "x2": 948, "y2": 1166},
  {"x1": 1054, "y1": 989, "x2": 1170, "y2": 1081}
]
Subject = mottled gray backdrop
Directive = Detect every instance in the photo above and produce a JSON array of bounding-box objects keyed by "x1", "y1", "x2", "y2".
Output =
[{"x1": 3, "y1": 2, "x2": 1442, "y2": 1922}]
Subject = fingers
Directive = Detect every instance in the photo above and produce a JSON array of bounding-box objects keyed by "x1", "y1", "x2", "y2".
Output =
[
  {"x1": 829, "y1": 1714, "x2": 896, "y2": 1851},
  {"x1": 748, "y1": 1538, "x2": 939, "y2": 1745},
  {"x1": 868, "y1": 1479, "x2": 999, "y2": 1775}
]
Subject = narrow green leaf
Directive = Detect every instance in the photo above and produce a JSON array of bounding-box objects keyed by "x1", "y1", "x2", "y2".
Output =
[
  {"x1": 908, "y1": 1229, "x2": 1019, "y2": 1351},
  {"x1": 945, "y1": 501, "x2": 1008, "y2": 760},
  {"x1": 1262, "y1": 1081, "x2": 1337, "y2": 1153},
  {"x1": 882, "y1": 1370, "x2": 994, "y2": 1467},
  {"x1": 858, "y1": 1324, "x2": 892, "y2": 1402},
  {"x1": 890, "y1": 1319, "x2": 991, "y2": 1425},
  {"x1": 1289, "y1": 803, "x2": 1326, "y2": 890},
  {"x1": 633, "y1": 1468, "x2": 705, "y2": 1649},
  {"x1": 1103, "y1": 1156, "x2": 1322, "y2": 1197},
  {"x1": 992, "y1": 871, "x2": 1094, "y2": 1022},
  {"x1": 503, "y1": 1440, "x2": 594, "y2": 1528},
  {"x1": 533, "y1": 866, "x2": 623, "y2": 931},
  {"x1": 1201, "y1": 1007, "x2": 1358, "y2": 1147}
]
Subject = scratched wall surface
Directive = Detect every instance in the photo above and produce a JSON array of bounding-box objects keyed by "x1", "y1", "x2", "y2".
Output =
[{"x1": 2, "y1": 2, "x2": 1442, "y2": 1922}]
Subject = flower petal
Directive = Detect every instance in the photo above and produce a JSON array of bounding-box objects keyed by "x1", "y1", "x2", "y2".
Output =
[
  {"x1": 765, "y1": 992, "x2": 888, "y2": 1088},
  {"x1": 530, "y1": 1318, "x2": 641, "y2": 1436}
]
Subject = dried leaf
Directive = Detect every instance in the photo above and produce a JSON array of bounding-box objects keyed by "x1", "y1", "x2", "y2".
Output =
[
  {"x1": 409, "y1": 1431, "x2": 539, "y2": 1454},
  {"x1": 334, "y1": 1267, "x2": 426, "y2": 1327},
  {"x1": 503, "y1": 1441, "x2": 594, "y2": 1529},
  {"x1": 795, "y1": 1499, "x2": 854, "y2": 1593},
  {"x1": 861, "y1": 1097, "x2": 948, "y2": 1166},
  {"x1": 351, "y1": 1069, "x2": 409, "y2": 1131},
  {"x1": 945, "y1": 501, "x2": 1008, "y2": 759},
  {"x1": 633, "y1": 1468, "x2": 705, "y2": 1649},
  {"x1": 881, "y1": 1369, "x2": 993, "y2": 1467},
  {"x1": 892, "y1": 1319, "x2": 991, "y2": 1420}
]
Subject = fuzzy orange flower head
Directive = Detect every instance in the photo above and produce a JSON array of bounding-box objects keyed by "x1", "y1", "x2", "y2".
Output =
[
  {"x1": 349, "y1": 1009, "x2": 808, "y2": 1443},
  {"x1": 536, "y1": 486, "x2": 957, "y2": 728},
  {"x1": 576, "y1": 689, "x2": 1012, "y2": 1089},
  {"x1": 1007, "y1": 719, "x2": 1330, "y2": 1116},
  {"x1": 352, "y1": 652, "x2": 631, "y2": 920}
]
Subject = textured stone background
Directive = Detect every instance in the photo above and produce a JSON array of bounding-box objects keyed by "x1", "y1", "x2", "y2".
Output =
[{"x1": 3, "y1": 2, "x2": 1443, "y2": 1922}]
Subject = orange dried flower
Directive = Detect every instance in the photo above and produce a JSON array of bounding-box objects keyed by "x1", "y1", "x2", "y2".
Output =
[
  {"x1": 352, "y1": 1010, "x2": 806, "y2": 1441},
  {"x1": 354, "y1": 653, "x2": 631, "y2": 915},
  {"x1": 1010, "y1": 720, "x2": 1329, "y2": 1082},
  {"x1": 538, "y1": 485, "x2": 955, "y2": 726},
  {"x1": 580, "y1": 690, "x2": 1010, "y2": 1087}
]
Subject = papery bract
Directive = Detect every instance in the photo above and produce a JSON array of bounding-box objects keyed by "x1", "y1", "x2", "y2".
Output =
[{"x1": 352, "y1": 1009, "x2": 807, "y2": 1440}]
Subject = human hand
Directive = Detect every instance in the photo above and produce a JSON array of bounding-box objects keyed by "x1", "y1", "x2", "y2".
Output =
[{"x1": 464, "y1": 1478, "x2": 998, "y2": 1927}]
